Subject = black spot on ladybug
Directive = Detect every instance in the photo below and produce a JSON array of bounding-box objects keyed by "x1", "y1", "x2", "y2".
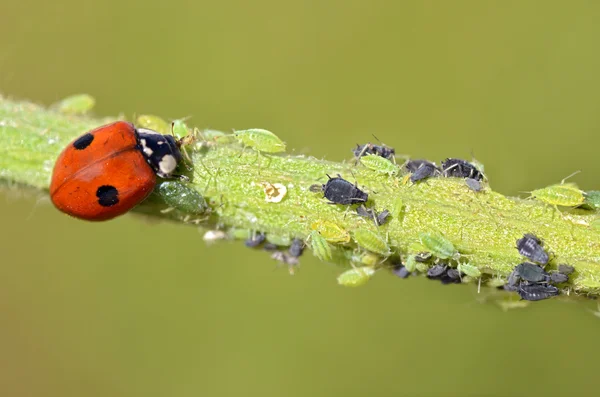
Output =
[
  {"x1": 72, "y1": 133, "x2": 94, "y2": 150},
  {"x1": 96, "y1": 185, "x2": 119, "y2": 207}
]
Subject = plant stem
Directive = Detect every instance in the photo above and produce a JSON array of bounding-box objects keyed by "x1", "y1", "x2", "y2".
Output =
[{"x1": 1, "y1": 94, "x2": 599, "y2": 295}]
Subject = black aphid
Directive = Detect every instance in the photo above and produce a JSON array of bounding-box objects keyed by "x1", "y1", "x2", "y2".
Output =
[
  {"x1": 516, "y1": 233, "x2": 549, "y2": 265},
  {"x1": 245, "y1": 233, "x2": 266, "y2": 248},
  {"x1": 503, "y1": 270, "x2": 520, "y2": 291},
  {"x1": 558, "y1": 264, "x2": 574, "y2": 275},
  {"x1": 441, "y1": 268, "x2": 461, "y2": 284},
  {"x1": 515, "y1": 262, "x2": 548, "y2": 283},
  {"x1": 518, "y1": 283, "x2": 559, "y2": 301},
  {"x1": 427, "y1": 264, "x2": 448, "y2": 278},
  {"x1": 356, "y1": 205, "x2": 390, "y2": 226},
  {"x1": 406, "y1": 160, "x2": 439, "y2": 183},
  {"x1": 415, "y1": 252, "x2": 433, "y2": 262},
  {"x1": 320, "y1": 174, "x2": 368, "y2": 205},
  {"x1": 263, "y1": 243, "x2": 279, "y2": 251},
  {"x1": 353, "y1": 143, "x2": 395, "y2": 160},
  {"x1": 289, "y1": 238, "x2": 305, "y2": 258},
  {"x1": 550, "y1": 272, "x2": 569, "y2": 284},
  {"x1": 441, "y1": 158, "x2": 483, "y2": 181},
  {"x1": 393, "y1": 265, "x2": 410, "y2": 279},
  {"x1": 465, "y1": 178, "x2": 483, "y2": 192}
]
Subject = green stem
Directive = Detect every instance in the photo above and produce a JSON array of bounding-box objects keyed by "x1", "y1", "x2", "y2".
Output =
[{"x1": 1, "y1": 94, "x2": 599, "y2": 295}]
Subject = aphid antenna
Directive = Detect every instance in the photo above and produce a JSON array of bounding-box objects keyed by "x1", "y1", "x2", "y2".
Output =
[{"x1": 560, "y1": 170, "x2": 581, "y2": 184}]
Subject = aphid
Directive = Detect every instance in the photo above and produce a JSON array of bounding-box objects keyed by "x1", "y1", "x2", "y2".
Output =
[
  {"x1": 465, "y1": 178, "x2": 483, "y2": 192},
  {"x1": 393, "y1": 265, "x2": 410, "y2": 279},
  {"x1": 391, "y1": 197, "x2": 405, "y2": 220},
  {"x1": 515, "y1": 262, "x2": 548, "y2": 282},
  {"x1": 441, "y1": 158, "x2": 483, "y2": 181},
  {"x1": 418, "y1": 232, "x2": 459, "y2": 260},
  {"x1": 518, "y1": 283, "x2": 560, "y2": 301},
  {"x1": 261, "y1": 182, "x2": 287, "y2": 203},
  {"x1": 549, "y1": 272, "x2": 569, "y2": 284},
  {"x1": 530, "y1": 173, "x2": 586, "y2": 208},
  {"x1": 313, "y1": 174, "x2": 368, "y2": 205},
  {"x1": 504, "y1": 270, "x2": 520, "y2": 291},
  {"x1": 233, "y1": 128, "x2": 286, "y2": 153},
  {"x1": 356, "y1": 205, "x2": 390, "y2": 226},
  {"x1": 359, "y1": 154, "x2": 398, "y2": 176},
  {"x1": 50, "y1": 121, "x2": 183, "y2": 221},
  {"x1": 415, "y1": 252, "x2": 433, "y2": 262},
  {"x1": 171, "y1": 119, "x2": 191, "y2": 139},
  {"x1": 136, "y1": 114, "x2": 170, "y2": 134},
  {"x1": 310, "y1": 220, "x2": 350, "y2": 243},
  {"x1": 404, "y1": 254, "x2": 418, "y2": 272},
  {"x1": 271, "y1": 251, "x2": 299, "y2": 267},
  {"x1": 516, "y1": 233, "x2": 549, "y2": 265},
  {"x1": 55, "y1": 94, "x2": 95, "y2": 115},
  {"x1": 337, "y1": 266, "x2": 376, "y2": 287},
  {"x1": 266, "y1": 234, "x2": 292, "y2": 247},
  {"x1": 457, "y1": 263, "x2": 481, "y2": 278},
  {"x1": 583, "y1": 191, "x2": 600, "y2": 210},
  {"x1": 309, "y1": 231, "x2": 332, "y2": 262},
  {"x1": 353, "y1": 142, "x2": 395, "y2": 160},
  {"x1": 245, "y1": 232, "x2": 266, "y2": 248},
  {"x1": 289, "y1": 238, "x2": 305, "y2": 257},
  {"x1": 427, "y1": 264, "x2": 448, "y2": 278},
  {"x1": 446, "y1": 268, "x2": 461, "y2": 280},
  {"x1": 158, "y1": 181, "x2": 209, "y2": 215},
  {"x1": 487, "y1": 278, "x2": 507, "y2": 288},
  {"x1": 406, "y1": 160, "x2": 439, "y2": 183},
  {"x1": 351, "y1": 252, "x2": 380, "y2": 267},
  {"x1": 558, "y1": 264, "x2": 574, "y2": 275},
  {"x1": 415, "y1": 263, "x2": 430, "y2": 273},
  {"x1": 352, "y1": 229, "x2": 391, "y2": 256}
]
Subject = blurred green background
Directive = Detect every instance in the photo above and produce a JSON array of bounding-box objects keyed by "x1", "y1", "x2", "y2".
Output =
[{"x1": 1, "y1": 1, "x2": 600, "y2": 396}]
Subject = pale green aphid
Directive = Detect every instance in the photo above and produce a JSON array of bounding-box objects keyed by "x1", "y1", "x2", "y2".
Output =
[
  {"x1": 266, "y1": 234, "x2": 292, "y2": 246},
  {"x1": 136, "y1": 114, "x2": 170, "y2": 134},
  {"x1": 309, "y1": 231, "x2": 332, "y2": 262},
  {"x1": 351, "y1": 251, "x2": 380, "y2": 267},
  {"x1": 419, "y1": 232, "x2": 458, "y2": 260},
  {"x1": 487, "y1": 278, "x2": 507, "y2": 288},
  {"x1": 352, "y1": 229, "x2": 391, "y2": 256},
  {"x1": 310, "y1": 220, "x2": 350, "y2": 243},
  {"x1": 457, "y1": 263, "x2": 481, "y2": 278},
  {"x1": 415, "y1": 262, "x2": 430, "y2": 273},
  {"x1": 391, "y1": 197, "x2": 404, "y2": 219},
  {"x1": 228, "y1": 228, "x2": 252, "y2": 240},
  {"x1": 56, "y1": 94, "x2": 95, "y2": 115},
  {"x1": 359, "y1": 154, "x2": 398, "y2": 176},
  {"x1": 159, "y1": 181, "x2": 208, "y2": 215},
  {"x1": 583, "y1": 191, "x2": 600, "y2": 210},
  {"x1": 337, "y1": 266, "x2": 376, "y2": 287},
  {"x1": 531, "y1": 182, "x2": 585, "y2": 207},
  {"x1": 404, "y1": 254, "x2": 417, "y2": 272},
  {"x1": 234, "y1": 129, "x2": 286, "y2": 153},
  {"x1": 172, "y1": 119, "x2": 191, "y2": 138}
]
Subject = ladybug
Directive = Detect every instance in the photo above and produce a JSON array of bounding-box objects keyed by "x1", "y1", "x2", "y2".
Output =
[{"x1": 50, "y1": 121, "x2": 183, "y2": 221}]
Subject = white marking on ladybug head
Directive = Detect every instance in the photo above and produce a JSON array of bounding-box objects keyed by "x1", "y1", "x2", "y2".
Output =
[
  {"x1": 140, "y1": 138, "x2": 153, "y2": 156},
  {"x1": 159, "y1": 154, "x2": 177, "y2": 175},
  {"x1": 137, "y1": 128, "x2": 161, "y2": 135}
]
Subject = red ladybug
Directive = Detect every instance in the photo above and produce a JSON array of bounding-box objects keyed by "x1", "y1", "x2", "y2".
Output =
[{"x1": 50, "y1": 121, "x2": 182, "y2": 221}]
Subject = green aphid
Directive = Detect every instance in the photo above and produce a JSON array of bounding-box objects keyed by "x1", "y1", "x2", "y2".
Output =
[
  {"x1": 359, "y1": 154, "x2": 398, "y2": 176},
  {"x1": 352, "y1": 229, "x2": 391, "y2": 256},
  {"x1": 457, "y1": 263, "x2": 481, "y2": 278},
  {"x1": 158, "y1": 181, "x2": 208, "y2": 215},
  {"x1": 172, "y1": 119, "x2": 191, "y2": 138},
  {"x1": 404, "y1": 254, "x2": 417, "y2": 272},
  {"x1": 310, "y1": 220, "x2": 350, "y2": 243},
  {"x1": 391, "y1": 197, "x2": 404, "y2": 219},
  {"x1": 415, "y1": 262, "x2": 430, "y2": 273},
  {"x1": 351, "y1": 252, "x2": 381, "y2": 267},
  {"x1": 56, "y1": 94, "x2": 95, "y2": 115},
  {"x1": 228, "y1": 228, "x2": 252, "y2": 240},
  {"x1": 418, "y1": 232, "x2": 458, "y2": 260},
  {"x1": 337, "y1": 266, "x2": 376, "y2": 287},
  {"x1": 266, "y1": 234, "x2": 292, "y2": 246},
  {"x1": 309, "y1": 231, "x2": 332, "y2": 262},
  {"x1": 487, "y1": 278, "x2": 506, "y2": 288},
  {"x1": 531, "y1": 182, "x2": 585, "y2": 208},
  {"x1": 234, "y1": 128, "x2": 286, "y2": 153},
  {"x1": 583, "y1": 191, "x2": 600, "y2": 210},
  {"x1": 136, "y1": 114, "x2": 170, "y2": 134}
]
